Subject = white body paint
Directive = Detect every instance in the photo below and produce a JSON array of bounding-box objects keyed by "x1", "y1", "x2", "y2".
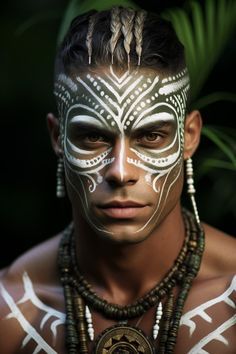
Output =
[
  {"x1": 0, "y1": 273, "x2": 235, "y2": 353},
  {"x1": 180, "y1": 275, "x2": 236, "y2": 353},
  {"x1": 54, "y1": 66, "x2": 189, "y2": 234},
  {"x1": 0, "y1": 272, "x2": 65, "y2": 353}
]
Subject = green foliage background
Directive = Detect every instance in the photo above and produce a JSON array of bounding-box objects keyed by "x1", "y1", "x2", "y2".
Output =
[{"x1": 1, "y1": 0, "x2": 235, "y2": 267}]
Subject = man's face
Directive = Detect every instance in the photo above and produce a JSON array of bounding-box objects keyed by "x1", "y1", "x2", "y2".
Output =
[{"x1": 54, "y1": 66, "x2": 189, "y2": 243}]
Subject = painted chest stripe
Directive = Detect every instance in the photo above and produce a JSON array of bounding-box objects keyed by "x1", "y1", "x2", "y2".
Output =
[
  {"x1": 0, "y1": 281, "x2": 58, "y2": 354},
  {"x1": 180, "y1": 275, "x2": 236, "y2": 335}
]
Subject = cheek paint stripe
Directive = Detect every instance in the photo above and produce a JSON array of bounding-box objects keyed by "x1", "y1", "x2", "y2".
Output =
[
  {"x1": 135, "y1": 158, "x2": 182, "y2": 232},
  {"x1": 130, "y1": 148, "x2": 180, "y2": 168},
  {"x1": 64, "y1": 164, "x2": 113, "y2": 234},
  {"x1": 127, "y1": 157, "x2": 160, "y2": 174},
  {"x1": 66, "y1": 155, "x2": 115, "y2": 177},
  {"x1": 64, "y1": 147, "x2": 112, "y2": 169}
]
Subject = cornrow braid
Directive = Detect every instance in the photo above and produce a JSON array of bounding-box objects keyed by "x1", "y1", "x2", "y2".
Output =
[
  {"x1": 110, "y1": 7, "x2": 122, "y2": 65},
  {"x1": 134, "y1": 10, "x2": 147, "y2": 65},
  {"x1": 120, "y1": 8, "x2": 135, "y2": 68},
  {"x1": 86, "y1": 13, "x2": 97, "y2": 64}
]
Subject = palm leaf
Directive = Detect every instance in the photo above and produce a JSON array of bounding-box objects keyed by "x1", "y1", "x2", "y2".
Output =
[
  {"x1": 57, "y1": 0, "x2": 139, "y2": 45},
  {"x1": 192, "y1": 92, "x2": 236, "y2": 110},
  {"x1": 162, "y1": 0, "x2": 236, "y2": 104},
  {"x1": 164, "y1": 8, "x2": 197, "y2": 72},
  {"x1": 199, "y1": 158, "x2": 236, "y2": 172},
  {"x1": 15, "y1": 10, "x2": 62, "y2": 36},
  {"x1": 201, "y1": 126, "x2": 236, "y2": 167}
]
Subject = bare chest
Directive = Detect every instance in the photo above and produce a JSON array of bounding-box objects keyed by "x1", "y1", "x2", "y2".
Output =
[{"x1": 1, "y1": 273, "x2": 235, "y2": 354}]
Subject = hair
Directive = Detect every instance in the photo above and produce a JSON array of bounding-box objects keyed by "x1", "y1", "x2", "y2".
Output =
[{"x1": 55, "y1": 7, "x2": 187, "y2": 78}]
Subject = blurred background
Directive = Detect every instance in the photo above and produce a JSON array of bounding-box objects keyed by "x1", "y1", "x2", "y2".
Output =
[{"x1": 1, "y1": 0, "x2": 236, "y2": 268}]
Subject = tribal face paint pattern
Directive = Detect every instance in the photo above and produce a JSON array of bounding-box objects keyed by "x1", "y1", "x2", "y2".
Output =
[{"x1": 54, "y1": 66, "x2": 189, "y2": 234}]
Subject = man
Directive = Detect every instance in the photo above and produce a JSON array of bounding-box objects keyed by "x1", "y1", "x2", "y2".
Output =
[{"x1": 0, "y1": 7, "x2": 235, "y2": 354}]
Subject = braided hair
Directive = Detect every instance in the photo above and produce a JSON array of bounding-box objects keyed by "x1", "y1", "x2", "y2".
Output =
[{"x1": 56, "y1": 7, "x2": 186, "y2": 76}]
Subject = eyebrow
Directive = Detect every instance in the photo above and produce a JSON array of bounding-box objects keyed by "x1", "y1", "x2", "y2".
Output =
[
  {"x1": 69, "y1": 121, "x2": 114, "y2": 137},
  {"x1": 132, "y1": 112, "x2": 175, "y2": 130},
  {"x1": 70, "y1": 115, "x2": 104, "y2": 128}
]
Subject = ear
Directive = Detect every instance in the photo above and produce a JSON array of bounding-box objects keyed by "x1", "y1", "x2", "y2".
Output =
[
  {"x1": 183, "y1": 110, "x2": 202, "y2": 160},
  {"x1": 46, "y1": 113, "x2": 62, "y2": 156}
]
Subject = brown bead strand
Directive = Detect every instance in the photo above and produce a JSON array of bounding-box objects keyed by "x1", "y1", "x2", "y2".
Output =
[
  {"x1": 58, "y1": 209, "x2": 204, "y2": 354},
  {"x1": 68, "y1": 219, "x2": 191, "y2": 320},
  {"x1": 158, "y1": 292, "x2": 174, "y2": 353},
  {"x1": 74, "y1": 294, "x2": 89, "y2": 353},
  {"x1": 164, "y1": 210, "x2": 205, "y2": 353}
]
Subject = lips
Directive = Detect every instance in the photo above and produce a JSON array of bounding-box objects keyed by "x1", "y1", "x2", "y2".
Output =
[{"x1": 97, "y1": 200, "x2": 147, "y2": 219}]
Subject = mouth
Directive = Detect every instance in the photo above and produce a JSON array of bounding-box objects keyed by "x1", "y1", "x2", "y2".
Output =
[{"x1": 97, "y1": 200, "x2": 147, "y2": 219}]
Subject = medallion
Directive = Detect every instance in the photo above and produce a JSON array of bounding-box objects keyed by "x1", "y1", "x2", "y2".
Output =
[{"x1": 94, "y1": 324, "x2": 155, "y2": 353}]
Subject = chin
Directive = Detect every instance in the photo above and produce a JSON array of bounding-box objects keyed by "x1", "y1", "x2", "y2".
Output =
[{"x1": 89, "y1": 222, "x2": 153, "y2": 245}]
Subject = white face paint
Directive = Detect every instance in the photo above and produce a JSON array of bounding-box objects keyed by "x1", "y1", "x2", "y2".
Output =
[{"x1": 54, "y1": 66, "x2": 189, "y2": 239}]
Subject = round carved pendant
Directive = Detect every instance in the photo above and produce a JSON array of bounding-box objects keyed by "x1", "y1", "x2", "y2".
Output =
[{"x1": 94, "y1": 324, "x2": 155, "y2": 353}]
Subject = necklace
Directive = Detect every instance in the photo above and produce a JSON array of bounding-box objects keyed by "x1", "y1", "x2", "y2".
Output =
[{"x1": 58, "y1": 209, "x2": 205, "y2": 353}]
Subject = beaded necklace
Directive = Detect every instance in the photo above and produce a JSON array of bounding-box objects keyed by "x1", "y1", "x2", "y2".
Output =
[{"x1": 58, "y1": 209, "x2": 205, "y2": 353}]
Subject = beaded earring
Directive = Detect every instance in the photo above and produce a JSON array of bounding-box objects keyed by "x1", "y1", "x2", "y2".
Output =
[
  {"x1": 56, "y1": 157, "x2": 65, "y2": 198},
  {"x1": 186, "y1": 157, "x2": 200, "y2": 224}
]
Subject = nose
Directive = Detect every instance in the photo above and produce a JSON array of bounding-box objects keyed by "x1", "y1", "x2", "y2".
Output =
[{"x1": 104, "y1": 135, "x2": 139, "y2": 187}]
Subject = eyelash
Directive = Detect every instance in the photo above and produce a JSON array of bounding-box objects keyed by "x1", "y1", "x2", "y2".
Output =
[{"x1": 77, "y1": 131, "x2": 166, "y2": 149}]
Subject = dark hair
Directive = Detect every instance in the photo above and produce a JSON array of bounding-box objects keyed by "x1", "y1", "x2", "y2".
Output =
[{"x1": 55, "y1": 7, "x2": 186, "y2": 77}]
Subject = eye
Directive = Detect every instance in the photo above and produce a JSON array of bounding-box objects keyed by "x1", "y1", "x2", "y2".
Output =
[
  {"x1": 137, "y1": 132, "x2": 162, "y2": 144},
  {"x1": 143, "y1": 132, "x2": 160, "y2": 142},
  {"x1": 84, "y1": 134, "x2": 105, "y2": 143}
]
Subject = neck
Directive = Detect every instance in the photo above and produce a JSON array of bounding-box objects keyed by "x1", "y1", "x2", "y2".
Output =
[{"x1": 73, "y1": 203, "x2": 185, "y2": 305}]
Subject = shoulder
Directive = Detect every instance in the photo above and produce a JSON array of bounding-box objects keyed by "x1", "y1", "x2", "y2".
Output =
[
  {"x1": 0, "y1": 234, "x2": 66, "y2": 354},
  {"x1": 176, "y1": 222, "x2": 236, "y2": 353},
  {"x1": 201, "y1": 222, "x2": 236, "y2": 278},
  {"x1": 177, "y1": 274, "x2": 236, "y2": 353}
]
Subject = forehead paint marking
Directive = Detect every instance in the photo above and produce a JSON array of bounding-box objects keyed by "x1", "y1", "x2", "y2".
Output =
[
  {"x1": 66, "y1": 104, "x2": 111, "y2": 129},
  {"x1": 76, "y1": 77, "x2": 122, "y2": 130},
  {"x1": 132, "y1": 102, "x2": 180, "y2": 131},
  {"x1": 70, "y1": 115, "x2": 104, "y2": 127},
  {"x1": 57, "y1": 74, "x2": 78, "y2": 92},
  {"x1": 132, "y1": 112, "x2": 175, "y2": 130},
  {"x1": 122, "y1": 76, "x2": 160, "y2": 124},
  {"x1": 159, "y1": 75, "x2": 189, "y2": 95},
  {"x1": 107, "y1": 65, "x2": 131, "y2": 87},
  {"x1": 96, "y1": 75, "x2": 144, "y2": 105}
]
